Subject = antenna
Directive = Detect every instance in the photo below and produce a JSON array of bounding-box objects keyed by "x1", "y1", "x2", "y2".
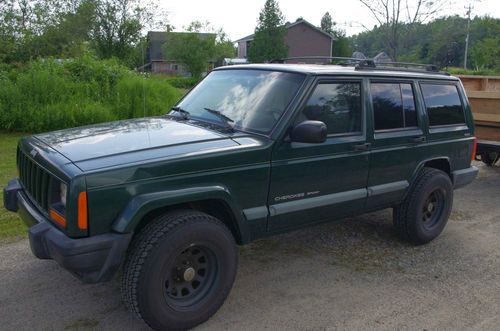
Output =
[{"x1": 142, "y1": 38, "x2": 146, "y2": 118}]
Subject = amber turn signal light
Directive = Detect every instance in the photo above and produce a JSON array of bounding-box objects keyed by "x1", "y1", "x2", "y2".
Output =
[
  {"x1": 78, "y1": 192, "x2": 88, "y2": 230},
  {"x1": 49, "y1": 209, "x2": 66, "y2": 228}
]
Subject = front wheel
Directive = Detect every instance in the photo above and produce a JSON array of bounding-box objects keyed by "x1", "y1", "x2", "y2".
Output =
[
  {"x1": 121, "y1": 210, "x2": 238, "y2": 331},
  {"x1": 393, "y1": 168, "x2": 453, "y2": 245}
]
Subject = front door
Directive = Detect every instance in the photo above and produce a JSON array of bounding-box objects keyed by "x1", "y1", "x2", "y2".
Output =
[{"x1": 268, "y1": 78, "x2": 370, "y2": 232}]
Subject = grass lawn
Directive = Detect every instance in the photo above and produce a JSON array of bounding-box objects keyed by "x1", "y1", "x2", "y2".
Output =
[{"x1": 0, "y1": 132, "x2": 28, "y2": 241}]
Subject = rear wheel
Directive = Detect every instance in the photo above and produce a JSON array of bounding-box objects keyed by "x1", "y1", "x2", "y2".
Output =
[
  {"x1": 393, "y1": 168, "x2": 453, "y2": 245},
  {"x1": 481, "y1": 151, "x2": 499, "y2": 166},
  {"x1": 122, "y1": 210, "x2": 238, "y2": 331}
]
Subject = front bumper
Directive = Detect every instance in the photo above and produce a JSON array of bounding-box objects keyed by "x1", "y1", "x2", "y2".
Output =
[{"x1": 3, "y1": 179, "x2": 132, "y2": 283}]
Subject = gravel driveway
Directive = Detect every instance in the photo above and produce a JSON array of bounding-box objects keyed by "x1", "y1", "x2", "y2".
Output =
[{"x1": 1, "y1": 161, "x2": 499, "y2": 330}]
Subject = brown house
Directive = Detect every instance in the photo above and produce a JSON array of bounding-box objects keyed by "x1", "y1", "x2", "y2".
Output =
[{"x1": 235, "y1": 19, "x2": 335, "y2": 63}]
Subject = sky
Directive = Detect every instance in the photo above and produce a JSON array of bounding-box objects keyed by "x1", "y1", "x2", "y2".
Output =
[{"x1": 160, "y1": 0, "x2": 500, "y2": 40}]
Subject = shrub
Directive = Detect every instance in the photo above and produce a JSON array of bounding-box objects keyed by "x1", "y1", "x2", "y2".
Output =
[
  {"x1": 163, "y1": 76, "x2": 200, "y2": 89},
  {"x1": 0, "y1": 57, "x2": 182, "y2": 133}
]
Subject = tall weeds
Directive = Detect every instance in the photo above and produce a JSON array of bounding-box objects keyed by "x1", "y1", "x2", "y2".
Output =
[{"x1": 0, "y1": 57, "x2": 182, "y2": 132}]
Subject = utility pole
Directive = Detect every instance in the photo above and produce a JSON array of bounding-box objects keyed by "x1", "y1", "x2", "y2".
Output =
[{"x1": 464, "y1": 3, "x2": 472, "y2": 69}]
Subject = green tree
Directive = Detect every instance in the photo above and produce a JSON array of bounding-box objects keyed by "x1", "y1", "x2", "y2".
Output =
[
  {"x1": 357, "y1": 0, "x2": 447, "y2": 60},
  {"x1": 164, "y1": 22, "x2": 234, "y2": 78},
  {"x1": 332, "y1": 30, "x2": 352, "y2": 57},
  {"x1": 247, "y1": 0, "x2": 287, "y2": 63},
  {"x1": 320, "y1": 11, "x2": 352, "y2": 57},
  {"x1": 214, "y1": 28, "x2": 236, "y2": 62},
  {"x1": 165, "y1": 33, "x2": 215, "y2": 78},
  {"x1": 320, "y1": 12, "x2": 334, "y2": 35},
  {"x1": 471, "y1": 37, "x2": 500, "y2": 70}
]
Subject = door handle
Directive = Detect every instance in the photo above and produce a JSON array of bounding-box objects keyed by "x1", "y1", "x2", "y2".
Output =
[
  {"x1": 353, "y1": 143, "x2": 371, "y2": 151},
  {"x1": 409, "y1": 136, "x2": 426, "y2": 143}
]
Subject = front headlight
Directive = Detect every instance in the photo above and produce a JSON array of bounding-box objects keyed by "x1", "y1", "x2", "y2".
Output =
[{"x1": 60, "y1": 182, "x2": 67, "y2": 207}]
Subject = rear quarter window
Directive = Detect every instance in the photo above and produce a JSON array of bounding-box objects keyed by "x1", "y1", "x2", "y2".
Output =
[{"x1": 420, "y1": 83, "x2": 465, "y2": 126}]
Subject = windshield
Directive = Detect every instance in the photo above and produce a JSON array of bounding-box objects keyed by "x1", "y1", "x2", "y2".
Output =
[{"x1": 175, "y1": 69, "x2": 305, "y2": 134}]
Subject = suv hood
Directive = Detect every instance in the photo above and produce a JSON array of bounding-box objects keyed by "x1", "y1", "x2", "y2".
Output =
[{"x1": 34, "y1": 117, "x2": 239, "y2": 171}]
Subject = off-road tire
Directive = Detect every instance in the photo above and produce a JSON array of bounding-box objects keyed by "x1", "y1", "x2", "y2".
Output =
[
  {"x1": 121, "y1": 210, "x2": 238, "y2": 331},
  {"x1": 481, "y1": 151, "x2": 499, "y2": 166},
  {"x1": 393, "y1": 168, "x2": 453, "y2": 245}
]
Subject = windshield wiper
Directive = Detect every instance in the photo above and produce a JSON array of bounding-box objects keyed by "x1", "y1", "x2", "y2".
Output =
[
  {"x1": 203, "y1": 107, "x2": 234, "y2": 129},
  {"x1": 170, "y1": 106, "x2": 190, "y2": 120}
]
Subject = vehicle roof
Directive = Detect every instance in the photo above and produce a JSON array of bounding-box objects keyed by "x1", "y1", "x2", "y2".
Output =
[{"x1": 214, "y1": 63, "x2": 459, "y2": 81}]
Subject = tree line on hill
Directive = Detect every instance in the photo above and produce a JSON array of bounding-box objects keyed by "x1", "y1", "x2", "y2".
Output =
[
  {"x1": 249, "y1": 0, "x2": 498, "y2": 72},
  {"x1": 351, "y1": 15, "x2": 499, "y2": 71}
]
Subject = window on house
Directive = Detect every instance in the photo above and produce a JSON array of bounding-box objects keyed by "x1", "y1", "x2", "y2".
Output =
[
  {"x1": 371, "y1": 82, "x2": 418, "y2": 131},
  {"x1": 420, "y1": 83, "x2": 465, "y2": 126},
  {"x1": 297, "y1": 82, "x2": 362, "y2": 135}
]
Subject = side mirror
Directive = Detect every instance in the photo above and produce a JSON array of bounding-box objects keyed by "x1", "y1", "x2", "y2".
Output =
[{"x1": 290, "y1": 120, "x2": 327, "y2": 144}]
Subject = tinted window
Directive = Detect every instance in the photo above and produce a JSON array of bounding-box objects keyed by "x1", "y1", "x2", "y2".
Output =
[
  {"x1": 421, "y1": 84, "x2": 465, "y2": 126},
  {"x1": 402, "y1": 84, "x2": 417, "y2": 127},
  {"x1": 298, "y1": 82, "x2": 362, "y2": 135},
  {"x1": 177, "y1": 70, "x2": 305, "y2": 134},
  {"x1": 371, "y1": 83, "x2": 418, "y2": 130}
]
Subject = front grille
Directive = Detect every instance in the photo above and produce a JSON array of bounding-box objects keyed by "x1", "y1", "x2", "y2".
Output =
[{"x1": 17, "y1": 148, "x2": 51, "y2": 211}]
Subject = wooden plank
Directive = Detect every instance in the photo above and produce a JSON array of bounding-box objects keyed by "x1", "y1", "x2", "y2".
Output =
[
  {"x1": 473, "y1": 113, "x2": 500, "y2": 123},
  {"x1": 475, "y1": 126, "x2": 500, "y2": 141},
  {"x1": 469, "y1": 99, "x2": 499, "y2": 115},
  {"x1": 467, "y1": 91, "x2": 500, "y2": 99}
]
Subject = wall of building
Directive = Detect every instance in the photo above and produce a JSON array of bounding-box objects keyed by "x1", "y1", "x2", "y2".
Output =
[
  {"x1": 238, "y1": 41, "x2": 247, "y2": 58},
  {"x1": 284, "y1": 23, "x2": 332, "y2": 63}
]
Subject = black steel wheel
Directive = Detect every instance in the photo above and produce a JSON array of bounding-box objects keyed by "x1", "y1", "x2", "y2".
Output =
[
  {"x1": 122, "y1": 210, "x2": 238, "y2": 331},
  {"x1": 394, "y1": 168, "x2": 453, "y2": 245},
  {"x1": 163, "y1": 245, "x2": 217, "y2": 308},
  {"x1": 421, "y1": 189, "x2": 446, "y2": 230}
]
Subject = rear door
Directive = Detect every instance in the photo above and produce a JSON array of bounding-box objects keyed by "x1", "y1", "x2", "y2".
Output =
[
  {"x1": 418, "y1": 81, "x2": 474, "y2": 171},
  {"x1": 267, "y1": 77, "x2": 370, "y2": 232},
  {"x1": 365, "y1": 79, "x2": 427, "y2": 210}
]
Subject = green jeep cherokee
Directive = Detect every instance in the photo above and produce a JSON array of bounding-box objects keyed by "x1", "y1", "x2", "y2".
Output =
[{"x1": 4, "y1": 60, "x2": 478, "y2": 330}]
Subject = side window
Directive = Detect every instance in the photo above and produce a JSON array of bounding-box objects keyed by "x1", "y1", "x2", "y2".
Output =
[
  {"x1": 371, "y1": 82, "x2": 418, "y2": 131},
  {"x1": 420, "y1": 84, "x2": 465, "y2": 126},
  {"x1": 299, "y1": 82, "x2": 362, "y2": 135}
]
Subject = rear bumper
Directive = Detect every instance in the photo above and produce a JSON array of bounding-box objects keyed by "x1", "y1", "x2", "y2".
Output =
[
  {"x1": 452, "y1": 166, "x2": 479, "y2": 189},
  {"x1": 3, "y1": 179, "x2": 132, "y2": 283}
]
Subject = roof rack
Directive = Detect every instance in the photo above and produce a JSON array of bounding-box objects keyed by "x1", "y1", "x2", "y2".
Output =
[
  {"x1": 269, "y1": 56, "x2": 449, "y2": 75},
  {"x1": 270, "y1": 56, "x2": 375, "y2": 67}
]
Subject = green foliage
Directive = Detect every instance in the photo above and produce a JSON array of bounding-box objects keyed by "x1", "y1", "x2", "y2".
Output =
[
  {"x1": 320, "y1": 12, "x2": 334, "y2": 35},
  {"x1": 351, "y1": 16, "x2": 500, "y2": 70},
  {"x1": 447, "y1": 67, "x2": 500, "y2": 76},
  {"x1": 164, "y1": 22, "x2": 235, "y2": 79},
  {"x1": 0, "y1": 57, "x2": 181, "y2": 132},
  {"x1": 332, "y1": 33, "x2": 352, "y2": 57},
  {"x1": 0, "y1": 132, "x2": 27, "y2": 241},
  {"x1": 247, "y1": 0, "x2": 287, "y2": 63},
  {"x1": 164, "y1": 32, "x2": 216, "y2": 79},
  {"x1": 164, "y1": 77, "x2": 199, "y2": 89},
  {"x1": 471, "y1": 37, "x2": 500, "y2": 70},
  {"x1": 0, "y1": 0, "x2": 166, "y2": 68},
  {"x1": 320, "y1": 12, "x2": 352, "y2": 57}
]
